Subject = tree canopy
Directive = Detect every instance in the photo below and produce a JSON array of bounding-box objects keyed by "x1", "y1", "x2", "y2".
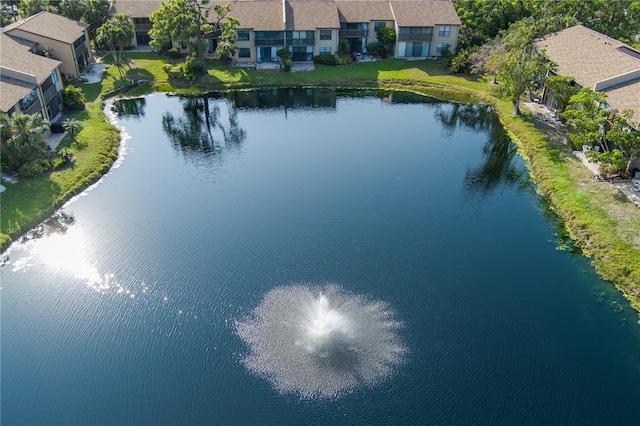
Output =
[
  {"x1": 3, "y1": 113, "x2": 49, "y2": 169},
  {"x1": 149, "y1": 0, "x2": 239, "y2": 72},
  {"x1": 483, "y1": 18, "x2": 554, "y2": 115},
  {"x1": 96, "y1": 13, "x2": 134, "y2": 68},
  {"x1": 453, "y1": 0, "x2": 640, "y2": 50}
]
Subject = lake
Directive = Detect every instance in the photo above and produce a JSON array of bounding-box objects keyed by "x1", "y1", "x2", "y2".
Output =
[{"x1": 2, "y1": 89, "x2": 639, "y2": 425}]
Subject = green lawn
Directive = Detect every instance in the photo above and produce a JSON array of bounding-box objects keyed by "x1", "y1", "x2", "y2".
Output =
[{"x1": 2, "y1": 53, "x2": 639, "y2": 316}]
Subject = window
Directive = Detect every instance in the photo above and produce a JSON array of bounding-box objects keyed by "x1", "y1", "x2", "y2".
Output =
[
  {"x1": 237, "y1": 30, "x2": 250, "y2": 41},
  {"x1": 288, "y1": 31, "x2": 314, "y2": 40},
  {"x1": 374, "y1": 22, "x2": 386, "y2": 30},
  {"x1": 319, "y1": 30, "x2": 332, "y2": 41},
  {"x1": 73, "y1": 33, "x2": 86, "y2": 50},
  {"x1": 400, "y1": 27, "x2": 432, "y2": 35},
  {"x1": 436, "y1": 42, "x2": 449, "y2": 53},
  {"x1": 238, "y1": 48, "x2": 251, "y2": 58},
  {"x1": 319, "y1": 47, "x2": 332, "y2": 55},
  {"x1": 51, "y1": 70, "x2": 59, "y2": 84},
  {"x1": 20, "y1": 90, "x2": 39, "y2": 110},
  {"x1": 438, "y1": 26, "x2": 451, "y2": 37}
]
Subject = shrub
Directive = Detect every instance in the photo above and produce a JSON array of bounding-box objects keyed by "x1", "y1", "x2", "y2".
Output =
[
  {"x1": 58, "y1": 148, "x2": 74, "y2": 162},
  {"x1": 19, "y1": 160, "x2": 49, "y2": 177},
  {"x1": 181, "y1": 57, "x2": 205, "y2": 80},
  {"x1": 62, "y1": 86, "x2": 86, "y2": 111},
  {"x1": 313, "y1": 55, "x2": 336, "y2": 66},
  {"x1": 338, "y1": 39, "x2": 349, "y2": 56},
  {"x1": 337, "y1": 55, "x2": 353, "y2": 65},
  {"x1": 166, "y1": 47, "x2": 181, "y2": 59},
  {"x1": 50, "y1": 149, "x2": 73, "y2": 170},
  {"x1": 283, "y1": 59, "x2": 291, "y2": 72}
]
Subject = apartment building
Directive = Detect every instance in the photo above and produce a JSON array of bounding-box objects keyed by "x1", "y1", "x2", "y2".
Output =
[
  {"x1": 534, "y1": 25, "x2": 640, "y2": 129},
  {"x1": 0, "y1": 33, "x2": 64, "y2": 123},
  {"x1": 2, "y1": 11, "x2": 93, "y2": 78},
  {"x1": 110, "y1": 0, "x2": 461, "y2": 63}
]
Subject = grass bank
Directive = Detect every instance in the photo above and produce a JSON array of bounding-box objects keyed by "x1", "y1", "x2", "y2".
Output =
[
  {"x1": 0, "y1": 86, "x2": 120, "y2": 250},
  {"x1": 2, "y1": 52, "x2": 638, "y2": 316}
]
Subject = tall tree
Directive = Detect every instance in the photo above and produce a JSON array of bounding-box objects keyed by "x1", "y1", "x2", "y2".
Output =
[
  {"x1": 59, "y1": 0, "x2": 85, "y2": 20},
  {"x1": 18, "y1": 0, "x2": 50, "y2": 17},
  {"x1": 606, "y1": 110, "x2": 640, "y2": 172},
  {"x1": 82, "y1": 0, "x2": 111, "y2": 40},
  {"x1": 96, "y1": 13, "x2": 134, "y2": 68},
  {"x1": 5, "y1": 113, "x2": 49, "y2": 168},
  {"x1": 488, "y1": 19, "x2": 553, "y2": 115},
  {"x1": 212, "y1": 17, "x2": 238, "y2": 64},
  {"x1": 149, "y1": 0, "x2": 239, "y2": 72},
  {"x1": 544, "y1": 75, "x2": 579, "y2": 112},
  {"x1": 560, "y1": 88, "x2": 609, "y2": 151}
]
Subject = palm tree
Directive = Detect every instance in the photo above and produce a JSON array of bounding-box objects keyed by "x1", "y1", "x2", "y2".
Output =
[
  {"x1": 83, "y1": 0, "x2": 111, "y2": 40},
  {"x1": 5, "y1": 113, "x2": 49, "y2": 168},
  {"x1": 96, "y1": 14, "x2": 134, "y2": 68},
  {"x1": 63, "y1": 117, "x2": 81, "y2": 140}
]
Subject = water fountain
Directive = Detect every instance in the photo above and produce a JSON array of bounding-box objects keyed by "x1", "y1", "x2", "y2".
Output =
[{"x1": 236, "y1": 283, "x2": 407, "y2": 399}]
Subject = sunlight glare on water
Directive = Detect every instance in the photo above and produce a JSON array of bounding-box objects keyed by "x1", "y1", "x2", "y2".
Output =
[{"x1": 11, "y1": 227, "x2": 127, "y2": 295}]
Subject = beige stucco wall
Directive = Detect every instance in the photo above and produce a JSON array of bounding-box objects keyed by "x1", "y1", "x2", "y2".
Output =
[
  {"x1": 429, "y1": 25, "x2": 459, "y2": 56},
  {"x1": 235, "y1": 35, "x2": 255, "y2": 63},
  {"x1": 314, "y1": 29, "x2": 338, "y2": 56}
]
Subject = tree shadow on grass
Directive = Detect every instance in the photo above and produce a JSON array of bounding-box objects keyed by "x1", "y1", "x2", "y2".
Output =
[{"x1": 519, "y1": 112, "x2": 573, "y2": 165}]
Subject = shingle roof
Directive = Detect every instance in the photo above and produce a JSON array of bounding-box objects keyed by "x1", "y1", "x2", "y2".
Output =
[
  {"x1": 286, "y1": 0, "x2": 340, "y2": 30},
  {"x1": 534, "y1": 25, "x2": 640, "y2": 126},
  {"x1": 3, "y1": 11, "x2": 88, "y2": 44},
  {"x1": 603, "y1": 80, "x2": 640, "y2": 127},
  {"x1": 0, "y1": 33, "x2": 61, "y2": 112},
  {"x1": 108, "y1": 0, "x2": 460, "y2": 29},
  {"x1": 0, "y1": 75, "x2": 35, "y2": 112},
  {"x1": 390, "y1": 0, "x2": 461, "y2": 27},
  {"x1": 110, "y1": 0, "x2": 163, "y2": 17},
  {"x1": 0, "y1": 33, "x2": 61, "y2": 83},
  {"x1": 535, "y1": 25, "x2": 640, "y2": 89},
  {"x1": 226, "y1": 1, "x2": 284, "y2": 31},
  {"x1": 336, "y1": 1, "x2": 393, "y2": 22}
]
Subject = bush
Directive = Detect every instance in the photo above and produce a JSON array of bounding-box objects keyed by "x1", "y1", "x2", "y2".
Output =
[
  {"x1": 181, "y1": 57, "x2": 205, "y2": 80},
  {"x1": 19, "y1": 160, "x2": 49, "y2": 177},
  {"x1": 313, "y1": 55, "x2": 336, "y2": 66},
  {"x1": 166, "y1": 47, "x2": 181, "y2": 59},
  {"x1": 337, "y1": 55, "x2": 353, "y2": 65},
  {"x1": 282, "y1": 59, "x2": 291, "y2": 72},
  {"x1": 50, "y1": 149, "x2": 73, "y2": 170},
  {"x1": 163, "y1": 58, "x2": 205, "y2": 80},
  {"x1": 338, "y1": 39, "x2": 349, "y2": 56},
  {"x1": 62, "y1": 86, "x2": 86, "y2": 111}
]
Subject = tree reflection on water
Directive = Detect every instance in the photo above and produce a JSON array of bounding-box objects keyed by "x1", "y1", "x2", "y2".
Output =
[
  {"x1": 161, "y1": 96, "x2": 246, "y2": 154},
  {"x1": 436, "y1": 103, "x2": 529, "y2": 197}
]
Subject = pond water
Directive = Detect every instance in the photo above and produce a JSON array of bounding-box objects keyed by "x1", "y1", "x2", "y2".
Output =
[{"x1": 2, "y1": 89, "x2": 640, "y2": 425}]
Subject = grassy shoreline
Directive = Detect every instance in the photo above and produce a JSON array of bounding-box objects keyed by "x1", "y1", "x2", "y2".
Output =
[{"x1": 2, "y1": 54, "x2": 638, "y2": 316}]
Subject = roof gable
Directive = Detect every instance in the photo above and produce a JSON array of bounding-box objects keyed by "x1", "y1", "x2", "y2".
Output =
[
  {"x1": 390, "y1": 0, "x2": 461, "y2": 27},
  {"x1": 4, "y1": 11, "x2": 88, "y2": 44}
]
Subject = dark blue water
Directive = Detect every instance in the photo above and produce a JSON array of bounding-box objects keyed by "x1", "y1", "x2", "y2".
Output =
[{"x1": 2, "y1": 90, "x2": 640, "y2": 425}]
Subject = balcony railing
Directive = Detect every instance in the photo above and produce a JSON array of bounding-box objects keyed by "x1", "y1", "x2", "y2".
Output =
[
  {"x1": 255, "y1": 39, "x2": 285, "y2": 46},
  {"x1": 398, "y1": 34, "x2": 433, "y2": 42},
  {"x1": 42, "y1": 84, "x2": 58, "y2": 103},
  {"x1": 25, "y1": 100, "x2": 42, "y2": 115},
  {"x1": 339, "y1": 29, "x2": 367, "y2": 38},
  {"x1": 74, "y1": 43, "x2": 87, "y2": 58},
  {"x1": 135, "y1": 23, "x2": 153, "y2": 31},
  {"x1": 285, "y1": 38, "x2": 315, "y2": 46}
]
